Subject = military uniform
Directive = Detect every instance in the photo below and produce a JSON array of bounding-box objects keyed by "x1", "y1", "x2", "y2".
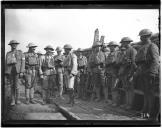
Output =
[
  {"x1": 90, "y1": 42, "x2": 106, "y2": 102},
  {"x1": 24, "y1": 43, "x2": 39, "y2": 104},
  {"x1": 86, "y1": 51, "x2": 95, "y2": 100},
  {"x1": 118, "y1": 37, "x2": 137, "y2": 109},
  {"x1": 35, "y1": 51, "x2": 43, "y2": 94},
  {"x1": 105, "y1": 41, "x2": 119, "y2": 105},
  {"x1": 76, "y1": 48, "x2": 87, "y2": 99},
  {"x1": 39, "y1": 45, "x2": 56, "y2": 104},
  {"x1": 63, "y1": 44, "x2": 78, "y2": 106},
  {"x1": 54, "y1": 47, "x2": 65, "y2": 98},
  {"x1": 136, "y1": 29, "x2": 160, "y2": 120},
  {"x1": 5, "y1": 40, "x2": 25, "y2": 105}
]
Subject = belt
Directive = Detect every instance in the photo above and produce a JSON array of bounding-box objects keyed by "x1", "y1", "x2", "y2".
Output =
[
  {"x1": 42, "y1": 66, "x2": 54, "y2": 69},
  {"x1": 26, "y1": 65, "x2": 36, "y2": 70},
  {"x1": 55, "y1": 65, "x2": 63, "y2": 68}
]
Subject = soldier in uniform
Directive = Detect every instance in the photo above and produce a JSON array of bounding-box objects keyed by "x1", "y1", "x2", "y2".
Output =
[
  {"x1": 54, "y1": 46, "x2": 65, "y2": 99},
  {"x1": 102, "y1": 44, "x2": 110, "y2": 58},
  {"x1": 39, "y1": 45, "x2": 56, "y2": 105},
  {"x1": 89, "y1": 41, "x2": 106, "y2": 102},
  {"x1": 118, "y1": 37, "x2": 137, "y2": 110},
  {"x1": 5, "y1": 40, "x2": 25, "y2": 106},
  {"x1": 136, "y1": 29, "x2": 160, "y2": 120},
  {"x1": 105, "y1": 41, "x2": 119, "y2": 105},
  {"x1": 35, "y1": 51, "x2": 43, "y2": 95},
  {"x1": 76, "y1": 48, "x2": 87, "y2": 99},
  {"x1": 85, "y1": 48, "x2": 95, "y2": 100},
  {"x1": 63, "y1": 44, "x2": 78, "y2": 106},
  {"x1": 24, "y1": 43, "x2": 39, "y2": 104}
]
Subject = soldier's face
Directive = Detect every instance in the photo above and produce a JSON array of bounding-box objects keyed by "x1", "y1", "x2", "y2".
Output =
[
  {"x1": 109, "y1": 46, "x2": 115, "y2": 52},
  {"x1": 64, "y1": 48, "x2": 71, "y2": 54},
  {"x1": 140, "y1": 35, "x2": 150, "y2": 42},
  {"x1": 11, "y1": 44, "x2": 18, "y2": 49},
  {"x1": 57, "y1": 51, "x2": 61, "y2": 55},
  {"x1": 121, "y1": 42, "x2": 129, "y2": 47},
  {"x1": 30, "y1": 47, "x2": 36, "y2": 52}
]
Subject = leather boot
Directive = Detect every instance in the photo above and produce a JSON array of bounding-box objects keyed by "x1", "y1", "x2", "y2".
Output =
[
  {"x1": 30, "y1": 98, "x2": 37, "y2": 104},
  {"x1": 15, "y1": 89, "x2": 21, "y2": 105},
  {"x1": 71, "y1": 89, "x2": 75, "y2": 106},
  {"x1": 11, "y1": 87, "x2": 15, "y2": 106},
  {"x1": 67, "y1": 89, "x2": 72, "y2": 104},
  {"x1": 95, "y1": 87, "x2": 101, "y2": 102},
  {"x1": 26, "y1": 98, "x2": 30, "y2": 105}
]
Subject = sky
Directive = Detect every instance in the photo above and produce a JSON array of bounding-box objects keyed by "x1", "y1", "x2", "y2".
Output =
[{"x1": 5, "y1": 9, "x2": 159, "y2": 54}]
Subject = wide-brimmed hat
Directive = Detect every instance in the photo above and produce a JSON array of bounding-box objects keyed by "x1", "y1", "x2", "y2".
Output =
[
  {"x1": 44, "y1": 45, "x2": 54, "y2": 51},
  {"x1": 120, "y1": 37, "x2": 133, "y2": 44},
  {"x1": 8, "y1": 40, "x2": 20, "y2": 45},
  {"x1": 26, "y1": 42, "x2": 37, "y2": 48}
]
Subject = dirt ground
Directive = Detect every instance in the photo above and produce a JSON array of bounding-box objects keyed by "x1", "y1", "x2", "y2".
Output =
[{"x1": 4, "y1": 82, "x2": 145, "y2": 121}]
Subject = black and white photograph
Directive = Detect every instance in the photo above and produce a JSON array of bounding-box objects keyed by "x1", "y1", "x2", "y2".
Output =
[{"x1": 2, "y1": 2, "x2": 160, "y2": 127}]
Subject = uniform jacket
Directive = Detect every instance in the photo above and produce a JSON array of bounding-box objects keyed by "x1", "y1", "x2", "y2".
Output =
[
  {"x1": 77, "y1": 55, "x2": 87, "y2": 74},
  {"x1": 77, "y1": 55, "x2": 87, "y2": 67},
  {"x1": 24, "y1": 52, "x2": 39, "y2": 69},
  {"x1": 136, "y1": 41, "x2": 159, "y2": 76},
  {"x1": 39, "y1": 53, "x2": 56, "y2": 76},
  {"x1": 90, "y1": 51, "x2": 106, "y2": 73},
  {"x1": 118, "y1": 45, "x2": 137, "y2": 77},
  {"x1": 63, "y1": 52, "x2": 78, "y2": 75},
  {"x1": 105, "y1": 50, "x2": 118, "y2": 75},
  {"x1": 5, "y1": 50, "x2": 25, "y2": 74},
  {"x1": 54, "y1": 54, "x2": 65, "y2": 73},
  {"x1": 87, "y1": 53, "x2": 94, "y2": 73}
]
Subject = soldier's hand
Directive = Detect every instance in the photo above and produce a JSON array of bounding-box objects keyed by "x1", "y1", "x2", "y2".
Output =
[
  {"x1": 40, "y1": 75, "x2": 44, "y2": 79},
  {"x1": 19, "y1": 73, "x2": 24, "y2": 78},
  {"x1": 129, "y1": 76, "x2": 133, "y2": 82},
  {"x1": 70, "y1": 73, "x2": 74, "y2": 78}
]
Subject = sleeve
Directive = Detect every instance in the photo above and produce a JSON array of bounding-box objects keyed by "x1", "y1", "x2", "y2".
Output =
[
  {"x1": 102, "y1": 53, "x2": 106, "y2": 67},
  {"x1": 131, "y1": 48, "x2": 137, "y2": 63},
  {"x1": 5, "y1": 53, "x2": 9, "y2": 74},
  {"x1": 71, "y1": 54, "x2": 78, "y2": 75},
  {"x1": 85, "y1": 57, "x2": 88, "y2": 67},
  {"x1": 149, "y1": 43, "x2": 159, "y2": 64},
  {"x1": 39, "y1": 56, "x2": 44, "y2": 75},
  {"x1": 20, "y1": 52, "x2": 25, "y2": 73}
]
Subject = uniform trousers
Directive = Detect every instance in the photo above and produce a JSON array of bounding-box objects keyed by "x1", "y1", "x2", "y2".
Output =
[
  {"x1": 9, "y1": 66, "x2": 20, "y2": 103},
  {"x1": 25, "y1": 68, "x2": 37, "y2": 100},
  {"x1": 142, "y1": 74, "x2": 159, "y2": 119}
]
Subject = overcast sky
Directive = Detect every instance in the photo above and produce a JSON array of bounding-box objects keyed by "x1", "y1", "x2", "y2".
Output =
[{"x1": 5, "y1": 9, "x2": 159, "y2": 54}]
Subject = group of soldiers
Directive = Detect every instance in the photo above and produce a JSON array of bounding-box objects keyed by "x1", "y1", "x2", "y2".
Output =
[{"x1": 5, "y1": 28, "x2": 160, "y2": 121}]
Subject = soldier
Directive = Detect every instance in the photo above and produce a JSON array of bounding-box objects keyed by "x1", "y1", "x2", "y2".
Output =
[
  {"x1": 5, "y1": 40, "x2": 25, "y2": 106},
  {"x1": 105, "y1": 41, "x2": 119, "y2": 105},
  {"x1": 35, "y1": 51, "x2": 43, "y2": 95},
  {"x1": 102, "y1": 44, "x2": 110, "y2": 58},
  {"x1": 89, "y1": 41, "x2": 106, "y2": 102},
  {"x1": 24, "y1": 43, "x2": 39, "y2": 104},
  {"x1": 135, "y1": 29, "x2": 160, "y2": 120},
  {"x1": 63, "y1": 44, "x2": 78, "y2": 106},
  {"x1": 118, "y1": 37, "x2": 137, "y2": 110},
  {"x1": 54, "y1": 46, "x2": 65, "y2": 99},
  {"x1": 39, "y1": 45, "x2": 56, "y2": 105},
  {"x1": 86, "y1": 48, "x2": 95, "y2": 100},
  {"x1": 76, "y1": 48, "x2": 87, "y2": 99}
]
